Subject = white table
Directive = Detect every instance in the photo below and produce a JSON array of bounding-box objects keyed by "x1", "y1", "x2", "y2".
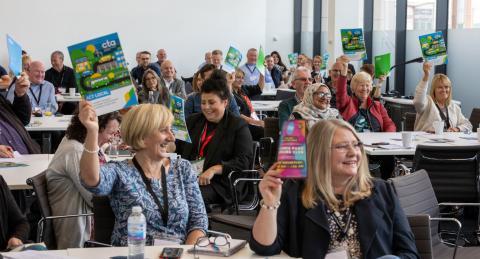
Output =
[
  {"x1": 66, "y1": 244, "x2": 292, "y2": 259},
  {"x1": 56, "y1": 94, "x2": 81, "y2": 102},
  {"x1": 358, "y1": 132, "x2": 480, "y2": 156},
  {"x1": 251, "y1": 100, "x2": 281, "y2": 112},
  {"x1": 381, "y1": 96, "x2": 461, "y2": 106},
  {"x1": 260, "y1": 88, "x2": 295, "y2": 96},
  {"x1": 26, "y1": 115, "x2": 72, "y2": 153},
  {"x1": 0, "y1": 154, "x2": 52, "y2": 190}
]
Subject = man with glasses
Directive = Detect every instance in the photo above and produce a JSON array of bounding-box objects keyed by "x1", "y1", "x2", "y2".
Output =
[
  {"x1": 131, "y1": 51, "x2": 161, "y2": 87},
  {"x1": 278, "y1": 67, "x2": 312, "y2": 129}
]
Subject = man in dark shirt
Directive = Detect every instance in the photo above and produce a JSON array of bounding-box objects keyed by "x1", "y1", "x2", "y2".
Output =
[
  {"x1": 45, "y1": 51, "x2": 77, "y2": 114},
  {"x1": 131, "y1": 51, "x2": 161, "y2": 87},
  {"x1": 265, "y1": 55, "x2": 281, "y2": 88}
]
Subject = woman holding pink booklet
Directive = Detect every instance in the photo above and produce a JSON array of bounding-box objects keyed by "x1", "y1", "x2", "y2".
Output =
[{"x1": 249, "y1": 119, "x2": 419, "y2": 259}]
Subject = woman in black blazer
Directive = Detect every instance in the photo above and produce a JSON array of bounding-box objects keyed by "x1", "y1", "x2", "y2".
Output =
[
  {"x1": 250, "y1": 119, "x2": 419, "y2": 259},
  {"x1": 176, "y1": 73, "x2": 253, "y2": 206}
]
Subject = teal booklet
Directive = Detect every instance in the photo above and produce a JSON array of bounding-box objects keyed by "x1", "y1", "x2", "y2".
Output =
[
  {"x1": 320, "y1": 52, "x2": 329, "y2": 70},
  {"x1": 277, "y1": 120, "x2": 307, "y2": 178},
  {"x1": 374, "y1": 53, "x2": 391, "y2": 78},
  {"x1": 68, "y1": 33, "x2": 138, "y2": 115},
  {"x1": 340, "y1": 28, "x2": 367, "y2": 61},
  {"x1": 6, "y1": 35, "x2": 22, "y2": 77},
  {"x1": 287, "y1": 53, "x2": 298, "y2": 66},
  {"x1": 223, "y1": 46, "x2": 242, "y2": 73},
  {"x1": 170, "y1": 95, "x2": 191, "y2": 143},
  {"x1": 419, "y1": 31, "x2": 448, "y2": 65}
]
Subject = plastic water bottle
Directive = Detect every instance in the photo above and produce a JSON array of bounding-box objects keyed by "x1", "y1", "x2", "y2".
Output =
[{"x1": 128, "y1": 206, "x2": 146, "y2": 259}]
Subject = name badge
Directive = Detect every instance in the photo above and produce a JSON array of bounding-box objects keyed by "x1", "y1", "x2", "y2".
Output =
[
  {"x1": 249, "y1": 75, "x2": 258, "y2": 82},
  {"x1": 325, "y1": 248, "x2": 349, "y2": 259}
]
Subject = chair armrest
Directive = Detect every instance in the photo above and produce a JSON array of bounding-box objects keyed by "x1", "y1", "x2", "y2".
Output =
[
  {"x1": 37, "y1": 213, "x2": 93, "y2": 242},
  {"x1": 439, "y1": 202, "x2": 480, "y2": 207},
  {"x1": 84, "y1": 240, "x2": 112, "y2": 248},
  {"x1": 430, "y1": 217, "x2": 461, "y2": 259},
  {"x1": 228, "y1": 170, "x2": 259, "y2": 182}
]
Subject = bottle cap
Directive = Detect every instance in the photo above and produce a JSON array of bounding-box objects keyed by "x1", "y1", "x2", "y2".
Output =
[{"x1": 132, "y1": 206, "x2": 142, "y2": 213}]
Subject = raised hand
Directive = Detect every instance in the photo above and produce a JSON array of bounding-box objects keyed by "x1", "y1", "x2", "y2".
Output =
[
  {"x1": 14, "y1": 72, "x2": 30, "y2": 97},
  {"x1": 78, "y1": 100, "x2": 99, "y2": 133},
  {"x1": 422, "y1": 62, "x2": 433, "y2": 81},
  {"x1": 258, "y1": 163, "x2": 283, "y2": 205}
]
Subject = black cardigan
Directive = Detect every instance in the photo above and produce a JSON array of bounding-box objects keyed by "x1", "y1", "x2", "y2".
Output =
[
  {"x1": 176, "y1": 110, "x2": 253, "y2": 203},
  {"x1": 0, "y1": 176, "x2": 29, "y2": 251},
  {"x1": 249, "y1": 179, "x2": 419, "y2": 259}
]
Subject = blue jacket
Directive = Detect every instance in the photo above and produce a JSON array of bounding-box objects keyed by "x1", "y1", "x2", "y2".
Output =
[{"x1": 250, "y1": 179, "x2": 419, "y2": 259}]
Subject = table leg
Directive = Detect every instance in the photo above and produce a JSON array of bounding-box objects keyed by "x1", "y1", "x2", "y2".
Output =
[{"x1": 42, "y1": 132, "x2": 51, "y2": 153}]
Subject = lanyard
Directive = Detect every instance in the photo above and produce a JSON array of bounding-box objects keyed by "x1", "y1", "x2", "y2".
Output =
[
  {"x1": 246, "y1": 64, "x2": 257, "y2": 74},
  {"x1": 198, "y1": 122, "x2": 216, "y2": 158},
  {"x1": 29, "y1": 84, "x2": 43, "y2": 106},
  {"x1": 434, "y1": 102, "x2": 451, "y2": 129},
  {"x1": 329, "y1": 208, "x2": 353, "y2": 242},
  {"x1": 132, "y1": 157, "x2": 169, "y2": 226}
]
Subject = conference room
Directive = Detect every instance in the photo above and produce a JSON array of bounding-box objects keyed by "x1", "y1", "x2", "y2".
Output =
[{"x1": 1, "y1": 0, "x2": 480, "y2": 258}]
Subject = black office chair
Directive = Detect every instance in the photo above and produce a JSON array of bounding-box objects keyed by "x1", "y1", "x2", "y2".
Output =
[
  {"x1": 275, "y1": 89, "x2": 295, "y2": 100},
  {"x1": 407, "y1": 214, "x2": 434, "y2": 259},
  {"x1": 389, "y1": 170, "x2": 480, "y2": 258},
  {"x1": 469, "y1": 108, "x2": 480, "y2": 132},
  {"x1": 26, "y1": 171, "x2": 92, "y2": 249}
]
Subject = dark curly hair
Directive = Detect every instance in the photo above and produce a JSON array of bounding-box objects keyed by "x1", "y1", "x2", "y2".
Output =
[
  {"x1": 65, "y1": 110, "x2": 121, "y2": 143},
  {"x1": 201, "y1": 69, "x2": 230, "y2": 100}
]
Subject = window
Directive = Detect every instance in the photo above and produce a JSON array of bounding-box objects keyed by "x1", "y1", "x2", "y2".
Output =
[
  {"x1": 406, "y1": 0, "x2": 436, "y2": 30},
  {"x1": 449, "y1": 0, "x2": 480, "y2": 29}
]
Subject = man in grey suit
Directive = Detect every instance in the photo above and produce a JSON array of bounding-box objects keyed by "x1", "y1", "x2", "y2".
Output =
[{"x1": 159, "y1": 60, "x2": 186, "y2": 99}]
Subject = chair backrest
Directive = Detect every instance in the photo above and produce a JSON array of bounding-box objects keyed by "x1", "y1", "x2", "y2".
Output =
[
  {"x1": 264, "y1": 117, "x2": 280, "y2": 159},
  {"x1": 407, "y1": 214, "x2": 434, "y2": 259},
  {"x1": 470, "y1": 108, "x2": 480, "y2": 132},
  {"x1": 26, "y1": 171, "x2": 57, "y2": 249},
  {"x1": 259, "y1": 137, "x2": 275, "y2": 170},
  {"x1": 275, "y1": 90, "x2": 295, "y2": 100},
  {"x1": 251, "y1": 141, "x2": 260, "y2": 170},
  {"x1": 413, "y1": 145, "x2": 480, "y2": 203},
  {"x1": 92, "y1": 195, "x2": 115, "y2": 245},
  {"x1": 388, "y1": 170, "x2": 442, "y2": 247},
  {"x1": 402, "y1": 112, "x2": 416, "y2": 131}
]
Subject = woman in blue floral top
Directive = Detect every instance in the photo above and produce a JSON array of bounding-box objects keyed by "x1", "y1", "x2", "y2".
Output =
[{"x1": 78, "y1": 101, "x2": 208, "y2": 246}]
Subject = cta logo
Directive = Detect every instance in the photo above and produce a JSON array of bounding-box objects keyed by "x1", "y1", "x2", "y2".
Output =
[{"x1": 102, "y1": 40, "x2": 117, "y2": 49}]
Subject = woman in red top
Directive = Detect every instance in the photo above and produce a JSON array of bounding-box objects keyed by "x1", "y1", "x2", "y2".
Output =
[{"x1": 336, "y1": 62, "x2": 395, "y2": 132}]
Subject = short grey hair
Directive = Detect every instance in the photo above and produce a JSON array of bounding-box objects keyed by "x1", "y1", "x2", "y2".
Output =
[
  {"x1": 51, "y1": 50, "x2": 64, "y2": 60},
  {"x1": 292, "y1": 66, "x2": 311, "y2": 80}
]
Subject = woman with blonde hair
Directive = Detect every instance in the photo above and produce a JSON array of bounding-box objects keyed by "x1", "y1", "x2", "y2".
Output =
[
  {"x1": 250, "y1": 119, "x2": 418, "y2": 259},
  {"x1": 413, "y1": 62, "x2": 472, "y2": 132},
  {"x1": 79, "y1": 101, "x2": 208, "y2": 246},
  {"x1": 336, "y1": 62, "x2": 396, "y2": 132}
]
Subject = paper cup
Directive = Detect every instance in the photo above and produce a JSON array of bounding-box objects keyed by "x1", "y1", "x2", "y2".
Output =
[
  {"x1": 433, "y1": 121, "x2": 444, "y2": 135},
  {"x1": 402, "y1": 132, "x2": 413, "y2": 148},
  {"x1": 69, "y1": 88, "x2": 76, "y2": 96}
]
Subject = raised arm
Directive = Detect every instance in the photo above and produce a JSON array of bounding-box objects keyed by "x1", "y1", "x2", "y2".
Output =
[
  {"x1": 413, "y1": 62, "x2": 432, "y2": 113},
  {"x1": 78, "y1": 101, "x2": 101, "y2": 187},
  {"x1": 335, "y1": 62, "x2": 352, "y2": 112}
]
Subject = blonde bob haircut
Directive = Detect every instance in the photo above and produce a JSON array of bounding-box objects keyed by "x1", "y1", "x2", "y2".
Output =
[
  {"x1": 121, "y1": 104, "x2": 173, "y2": 150},
  {"x1": 430, "y1": 74, "x2": 452, "y2": 106},
  {"x1": 350, "y1": 71, "x2": 373, "y2": 92},
  {"x1": 301, "y1": 119, "x2": 373, "y2": 210}
]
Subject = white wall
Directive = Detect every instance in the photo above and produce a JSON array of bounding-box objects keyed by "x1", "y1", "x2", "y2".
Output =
[
  {"x1": 0, "y1": 0, "x2": 293, "y2": 77},
  {"x1": 266, "y1": 0, "x2": 294, "y2": 60}
]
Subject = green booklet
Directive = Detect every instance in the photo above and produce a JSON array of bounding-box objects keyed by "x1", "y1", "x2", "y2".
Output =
[
  {"x1": 340, "y1": 28, "x2": 367, "y2": 61},
  {"x1": 0, "y1": 162, "x2": 28, "y2": 168},
  {"x1": 68, "y1": 33, "x2": 138, "y2": 115},
  {"x1": 256, "y1": 45, "x2": 265, "y2": 75},
  {"x1": 287, "y1": 53, "x2": 298, "y2": 66},
  {"x1": 320, "y1": 52, "x2": 329, "y2": 70},
  {"x1": 419, "y1": 31, "x2": 448, "y2": 65},
  {"x1": 374, "y1": 53, "x2": 391, "y2": 78},
  {"x1": 223, "y1": 46, "x2": 242, "y2": 73}
]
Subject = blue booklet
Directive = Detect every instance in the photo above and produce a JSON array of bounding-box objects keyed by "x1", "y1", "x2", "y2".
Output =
[{"x1": 6, "y1": 35, "x2": 22, "y2": 77}]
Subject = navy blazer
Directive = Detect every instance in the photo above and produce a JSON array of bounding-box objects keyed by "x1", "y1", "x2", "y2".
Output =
[{"x1": 250, "y1": 179, "x2": 419, "y2": 259}]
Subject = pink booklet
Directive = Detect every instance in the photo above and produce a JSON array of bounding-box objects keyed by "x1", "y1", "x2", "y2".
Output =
[{"x1": 277, "y1": 120, "x2": 307, "y2": 178}]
